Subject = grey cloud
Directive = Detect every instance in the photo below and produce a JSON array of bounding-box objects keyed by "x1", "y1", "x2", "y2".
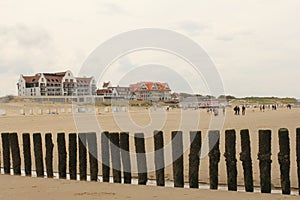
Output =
[
  {"x1": 99, "y1": 3, "x2": 128, "y2": 16},
  {"x1": 177, "y1": 21, "x2": 209, "y2": 36}
]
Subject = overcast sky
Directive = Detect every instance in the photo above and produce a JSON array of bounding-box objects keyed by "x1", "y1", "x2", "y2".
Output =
[{"x1": 0, "y1": 0, "x2": 299, "y2": 98}]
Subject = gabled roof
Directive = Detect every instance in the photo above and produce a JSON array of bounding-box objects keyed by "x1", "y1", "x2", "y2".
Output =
[
  {"x1": 76, "y1": 77, "x2": 93, "y2": 85},
  {"x1": 130, "y1": 82, "x2": 171, "y2": 92},
  {"x1": 44, "y1": 75, "x2": 63, "y2": 83},
  {"x1": 102, "y1": 81, "x2": 110, "y2": 88},
  {"x1": 22, "y1": 75, "x2": 41, "y2": 84}
]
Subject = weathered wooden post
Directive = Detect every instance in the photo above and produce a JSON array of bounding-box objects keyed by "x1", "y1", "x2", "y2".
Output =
[
  {"x1": 57, "y1": 133, "x2": 67, "y2": 179},
  {"x1": 1, "y1": 133, "x2": 10, "y2": 174},
  {"x1": 224, "y1": 129, "x2": 237, "y2": 191},
  {"x1": 297, "y1": 128, "x2": 300, "y2": 195},
  {"x1": 208, "y1": 130, "x2": 220, "y2": 190},
  {"x1": 78, "y1": 133, "x2": 87, "y2": 181},
  {"x1": 172, "y1": 131, "x2": 184, "y2": 188},
  {"x1": 110, "y1": 132, "x2": 121, "y2": 183},
  {"x1": 258, "y1": 130, "x2": 272, "y2": 193},
  {"x1": 87, "y1": 132, "x2": 98, "y2": 182},
  {"x1": 9, "y1": 133, "x2": 21, "y2": 175},
  {"x1": 33, "y1": 133, "x2": 44, "y2": 177},
  {"x1": 189, "y1": 131, "x2": 201, "y2": 188},
  {"x1": 101, "y1": 131, "x2": 110, "y2": 182},
  {"x1": 278, "y1": 128, "x2": 291, "y2": 195},
  {"x1": 69, "y1": 133, "x2": 77, "y2": 180},
  {"x1": 240, "y1": 129, "x2": 254, "y2": 192},
  {"x1": 134, "y1": 133, "x2": 148, "y2": 185},
  {"x1": 120, "y1": 132, "x2": 132, "y2": 184},
  {"x1": 154, "y1": 130, "x2": 165, "y2": 187},
  {"x1": 45, "y1": 133, "x2": 54, "y2": 178},
  {"x1": 23, "y1": 133, "x2": 32, "y2": 176}
]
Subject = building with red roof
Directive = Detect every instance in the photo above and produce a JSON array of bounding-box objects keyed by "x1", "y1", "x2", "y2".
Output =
[{"x1": 17, "y1": 70, "x2": 96, "y2": 96}]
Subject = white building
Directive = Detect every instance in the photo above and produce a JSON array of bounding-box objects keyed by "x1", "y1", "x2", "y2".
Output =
[
  {"x1": 130, "y1": 82, "x2": 171, "y2": 102},
  {"x1": 96, "y1": 82, "x2": 132, "y2": 100},
  {"x1": 17, "y1": 70, "x2": 96, "y2": 96}
]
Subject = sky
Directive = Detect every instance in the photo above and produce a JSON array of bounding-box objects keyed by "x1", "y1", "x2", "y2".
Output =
[{"x1": 0, "y1": 0, "x2": 300, "y2": 98}]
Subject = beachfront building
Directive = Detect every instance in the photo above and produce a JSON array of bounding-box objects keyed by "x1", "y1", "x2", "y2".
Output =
[
  {"x1": 129, "y1": 81, "x2": 171, "y2": 102},
  {"x1": 17, "y1": 70, "x2": 96, "y2": 96},
  {"x1": 96, "y1": 82, "x2": 132, "y2": 100}
]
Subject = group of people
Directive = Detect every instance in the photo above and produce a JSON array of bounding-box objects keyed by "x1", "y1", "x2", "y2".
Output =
[{"x1": 233, "y1": 105, "x2": 246, "y2": 115}]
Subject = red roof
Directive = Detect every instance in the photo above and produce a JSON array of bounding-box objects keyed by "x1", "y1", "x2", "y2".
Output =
[
  {"x1": 76, "y1": 77, "x2": 93, "y2": 85},
  {"x1": 102, "y1": 81, "x2": 110, "y2": 88},
  {"x1": 22, "y1": 75, "x2": 41, "y2": 83},
  {"x1": 96, "y1": 89, "x2": 112, "y2": 95},
  {"x1": 130, "y1": 82, "x2": 171, "y2": 92},
  {"x1": 44, "y1": 75, "x2": 63, "y2": 83}
]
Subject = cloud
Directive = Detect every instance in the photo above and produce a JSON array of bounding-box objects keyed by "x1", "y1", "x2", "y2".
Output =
[
  {"x1": 0, "y1": 24, "x2": 55, "y2": 75},
  {"x1": 177, "y1": 21, "x2": 209, "y2": 36},
  {"x1": 99, "y1": 3, "x2": 128, "y2": 16},
  {"x1": 216, "y1": 31, "x2": 253, "y2": 42}
]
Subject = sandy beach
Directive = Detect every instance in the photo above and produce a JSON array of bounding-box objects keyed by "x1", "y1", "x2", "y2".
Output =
[{"x1": 0, "y1": 101, "x2": 300, "y2": 197}]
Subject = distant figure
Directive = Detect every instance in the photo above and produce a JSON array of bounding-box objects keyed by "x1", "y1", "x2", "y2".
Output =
[
  {"x1": 233, "y1": 106, "x2": 238, "y2": 115},
  {"x1": 213, "y1": 108, "x2": 218, "y2": 116},
  {"x1": 237, "y1": 106, "x2": 240, "y2": 115},
  {"x1": 242, "y1": 105, "x2": 246, "y2": 115},
  {"x1": 287, "y1": 104, "x2": 292, "y2": 109},
  {"x1": 223, "y1": 107, "x2": 226, "y2": 116},
  {"x1": 262, "y1": 105, "x2": 265, "y2": 112},
  {"x1": 260, "y1": 105, "x2": 262, "y2": 112}
]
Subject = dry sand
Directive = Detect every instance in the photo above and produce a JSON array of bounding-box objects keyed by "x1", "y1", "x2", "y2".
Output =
[
  {"x1": 1, "y1": 102, "x2": 300, "y2": 197},
  {"x1": 0, "y1": 175, "x2": 298, "y2": 200}
]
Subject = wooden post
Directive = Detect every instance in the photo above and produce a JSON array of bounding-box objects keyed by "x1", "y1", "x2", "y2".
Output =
[
  {"x1": 278, "y1": 128, "x2": 290, "y2": 195},
  {"x1": 258, "y1": 130, "x2": 272, "y2": 193},
  {"x1": 69, "y1": 133, "x2": 77, "y2": 180},
  {"x1": 101, "y1": 131, "x2": 110, "y2": 182},
  {"x1": 154, "y1": 130, "x2": 165, "y2": 187},
  {"x1": 33, "y1": 133, "x2": 44, "y2": 177},
  {"x1": 57, "y1": 133, "x2": 67, "y2": 179},
  {"x1": 45, "y1": 133, "x2": 54, "y2": 178},
  {"x1": 110, "y1": 132, "x2": 121, "y2": 183},
  {"x1": 208, "y1": 130, "x2": 220, "y2": 190},
  {"x1": 172, "y1": 131, "x2": 184, "y2": 188},
  {"x1": 9, "y1": 133, "x2": 21, "y2": 175},
  {"x1": 134, "y1": 133, "x2": 148, "y2": 185},
  {"x1": 297, "y1": 128, "x2": 300, "y2": 195},
  {"x1": 78, "y1": 133, "x2": 87, "y2": 181},
  {"x1": 1, "y1": 133, "x2": 10, "y2": 174},
  {"x1": 87, "y1": 132, "x2": 98, "y2": 182},
  {"x1": 189, "y1": 131, "x2": 201, "y2": 188},
  {"x1": 225, "y1": 129, "x2": 237, "y2": 191},
  {"x1": 240, "y1": 129, "x2": 254, "y2": 192},
  {"x1": 23, "y1": 133, "x2": 32, "y2": 176},
  {"x1": 120, "y1": 132, "x2": 132, "y2": 184}
]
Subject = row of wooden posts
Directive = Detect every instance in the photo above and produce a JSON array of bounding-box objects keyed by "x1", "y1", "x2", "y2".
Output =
[{"x1": 1, "y1": 128, "x2": 300, "y2": 195}]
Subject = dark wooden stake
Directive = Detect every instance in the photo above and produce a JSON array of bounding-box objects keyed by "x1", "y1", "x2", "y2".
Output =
[
  {"x1": 278, "y1": 128, "x2": 290, "y2": 195},
  {"x1": 172, "y1": 131, "x2": 184, "y2": 188},
  {"x1": 33, "y1": 133, "x2": 44, "y2": 178},
  {"x1": 120, "y1": 132, "x2": 132, "y2": 184},
  {"x1": 154, "y1": 130, "x2": 165, "y2": 187},
  {"x1": 225, "y1": 129, "x2": 237, "y2": 191},
  {"x1": 297, "y1": 128, "x2": 300, "y2": 195},
  {"x1": 9, "y1": 133, "x2": 21, "y2": 175},
  {"x1": 258, "y1": 130, "x2": 272, "y2": 193},
  {"x1": 69, "y1": 133, "x2": 77, "y2": 180},
  {"x1": 101, "y1": 131, "x2": 110, "y2": 182},
  {"x1": 87, "y1": 132, "x2": 98, "y2": 182},
  {"x1": 189, "y1": 131, "x2": 201, "y2": 188},
  {"x1": 110, "y1": 132, "x2": 121, "y2": 183},
  {"x1": 45, "y1": 133, "x2": 54, "y2": 178},
  {"x1": 134, "y1": 133, "x2": 148, "y2": 185},
  {"x1": 240, "y1": 129, "x2": 254, "y2": 192},
  {"x1": 57, "y1": 133, "x2": 67, "y2": 179},
  {"x1": 23, "y1": 133, "x2": 32, "y2": 176},
  {"x1": 1, "y1": 133, "x2": 10, "y2": 174},
  {"x1": 208, "y1": 130, "x2": 220, "y2": 190},
  {"x1": 78, "y1": 133, "x2": 87, "y2": 181}
]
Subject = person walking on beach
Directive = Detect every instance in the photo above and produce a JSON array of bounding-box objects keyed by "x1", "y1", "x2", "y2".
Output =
[
  {"x1": 242, "y1": 105, "x2": 246, "y2": 115},
  {"x1": 237, "y1": 106, "x2": 240, "y2": 115}
]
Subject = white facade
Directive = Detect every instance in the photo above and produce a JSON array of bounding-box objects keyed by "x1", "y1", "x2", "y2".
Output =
[{"x1": 17, "y1": 70, "x2": 96, "y2": 97}]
